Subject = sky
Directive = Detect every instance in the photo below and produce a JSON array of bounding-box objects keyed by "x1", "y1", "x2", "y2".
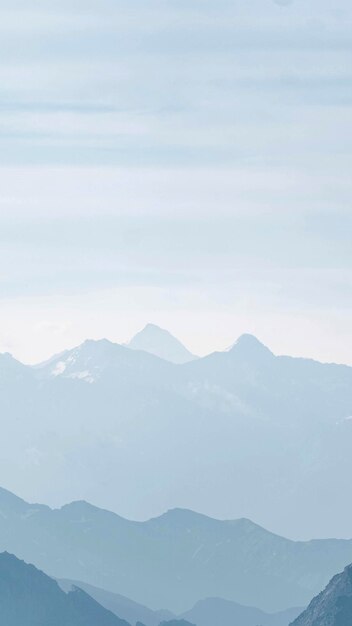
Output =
[{"x1": 0, "y1": 0, "x2": 351, "y2": 365}]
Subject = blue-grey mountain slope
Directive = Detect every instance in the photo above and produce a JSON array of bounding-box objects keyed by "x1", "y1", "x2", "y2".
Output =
[
  {"x1": 181, "y1": 597, "x2": 302, "y2": 626},
  {"x1": 0, "y1": 552, "x2": 131, "y2": 626},
  {"x1": 127, "y1": 324, "x2": 198, "y2": 364},
  {"x1": 58, "y1": 579, "x2": 301, "y2": 626},
  {"x1": 35, "y1": 336, "x2": 174, "y2": 383},
  {"x1": 291, "y1": 564, "x2": 352, "y2": 626},
  {"x1": 58, "y1": 578, "x2": 174, "y2": 626},
  {"x1": 1, "y1": 332, "x2": 352, "y2": 538},
  {"x1": 1, "y1": 487, "x2": 352, "y2": 614},
  {"x1": 160, "y1": 621, "x2": 195, "y2": 626}
]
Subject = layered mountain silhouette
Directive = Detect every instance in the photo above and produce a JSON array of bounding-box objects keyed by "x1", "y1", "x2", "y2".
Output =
[
  {"x1": 291, "y1": 564, "x2": 352, "y2": 626},
  {"x1": 58, "y1": 579, "x2": 173, "y2": 626},
  {"x1": 160, "y1": 622, "x2": 195, "y2": 626},
  {"x1": 58, "y1": 579, "x2": 302, "y2": 626},
  {"x1": 127, "y1": 324, "x2": 198, "y2": 364},
  {"x1": 1, "y1": 486, "x2": 352, "y2": 614},
  {"x1": 0, "y1": 552, "x2": 130, "y2": 626},
  {"x1": 35, "y1": 336, "x2": 173, "y2": 383},
  {"x1": 1, "y1": 331, "x2": 352, "y2": 539},
  {"x1": 181, "y1": 598, "x2": 302, "y2": 626}
]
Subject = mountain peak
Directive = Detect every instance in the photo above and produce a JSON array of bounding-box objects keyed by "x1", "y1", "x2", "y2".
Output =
[
  {"x1": 155, "y1": 507, "x2": 216, "y2": 524},
  {"x1": 127, "y1": 324, "x2": 198, "y2": 364},
  {"x1": 228, "y1": 334, "x2": 273, "y2": 358},
  {"x1": 35, "y1": 339, "x2": 127, "y2": 383},
  {"x1": 144, "y1": 323, "x2": 165, "y2": 332}
]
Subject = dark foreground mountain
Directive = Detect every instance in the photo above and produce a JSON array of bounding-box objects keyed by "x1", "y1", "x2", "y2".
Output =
[
  {"x1": 1, "y1": 487, "x2": 352, "y2": 614},
  {"x1": 2, "y1": 332, "x2": 352, "y2": 539},
  {"x1": 291, "y1": 564, "x2": 352, "y2": 626},
  {"x1": 0, "y1": 552, "x2": 130, "y2": 626}
]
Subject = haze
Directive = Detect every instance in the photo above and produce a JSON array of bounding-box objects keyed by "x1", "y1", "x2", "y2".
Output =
[{"x1": 0, "y1": 0, "x2": 351, "y2": 365}]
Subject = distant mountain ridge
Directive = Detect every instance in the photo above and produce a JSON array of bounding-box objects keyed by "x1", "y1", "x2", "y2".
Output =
[
  {"x1": 1, "y1": 486, "x2": 352, "y2": 614},
  {"x1": 35, "y1": 336, "x2": 174, "y2": 383},
  {"x1": 1, "y1": 330, "x2": 352, "y2": 539},
  {"x1": 127, "y1": 324, "x2": 198, "y2": 364},
  {"x1": 58, "y1": 578, "x2": 174, "y2": 626},
  {"x1": 58, "y1": 578, "x2": 302, "y2": 626},
  {"x1": 181, "y1": 598, "x2": 302, "y2": 626}
]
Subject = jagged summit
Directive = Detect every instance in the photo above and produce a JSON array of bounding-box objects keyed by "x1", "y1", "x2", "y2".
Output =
[
  {"x1": 127, "y1": 324, "x2": 198, "y2": 364},
  {"x1": 35, "y1": 338, "x2": 126, "y2": 383},
  {"x1": 291, "y1": 563, "x2": 352, "y2": 625},
  {"x1": 35, "y1": 336, "x2": 171, "y2": 383}
]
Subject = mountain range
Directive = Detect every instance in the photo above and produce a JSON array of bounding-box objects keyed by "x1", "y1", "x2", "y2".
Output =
[
  {"x1": 58, "y1": 579, "x2": 302, "y2": 626},
  {"x1": 1, "y1": 326, "x2": 352, "y2": 538},
  {"x1": 0, "y1": 551, "x2": 195, "y2": 626},
  {"x1": 181, "y1": 599, "x2": 301, "y2": 626},
  {"x1": 1, "y1": 486, "x2": 352, "y2": 614},
  {"x1": 2, "y1": 546, "x2": 352, "y2": 626}
]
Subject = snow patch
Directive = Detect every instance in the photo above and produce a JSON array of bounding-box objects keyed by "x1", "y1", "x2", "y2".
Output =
[
  {"x1": 51, "y1": 361, "x2": 66, "y2": 376},
  {"x1": 68, "y1": 370, "x2": 95, "y2": 384}
]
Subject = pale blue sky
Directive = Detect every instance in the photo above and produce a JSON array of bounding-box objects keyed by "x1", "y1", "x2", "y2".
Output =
[{"x1": 0, "y1": 0, "x2": 351, "y2": 363}]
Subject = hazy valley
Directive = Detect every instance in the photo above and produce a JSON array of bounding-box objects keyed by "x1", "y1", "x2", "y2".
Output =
[{"x1": 1, "y1": 325, "x2": 352, "y2": 539}]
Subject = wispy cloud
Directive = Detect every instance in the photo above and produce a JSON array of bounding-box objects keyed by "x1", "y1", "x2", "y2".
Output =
[{"x1": 0, "y1": 0, "x2": 351, "y2": 364}]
